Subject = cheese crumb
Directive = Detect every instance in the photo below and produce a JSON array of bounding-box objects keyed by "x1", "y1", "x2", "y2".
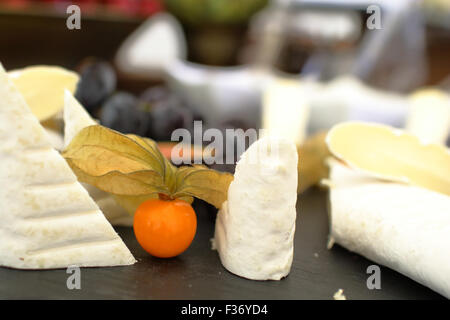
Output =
[
  {"x1": 333, "y1": 289, "x2": 346, "y2": 300},
  {"x1": 210, "y1": 238, "x2": 216, "y2": 251},
  {"x1": 327, "y1": 236, "x2": 335, "y2": 250}
]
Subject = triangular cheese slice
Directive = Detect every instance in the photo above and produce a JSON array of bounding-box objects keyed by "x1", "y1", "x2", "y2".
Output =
[
  {"x1": 0, "y1": 64, "x2": 136, "y2": 269},
  {"x1": 63, "y1": 89, "x2": 97, "y2": 148},
  {"x1": 63, "y1": 91, "x2": 134, "y2": 226}
]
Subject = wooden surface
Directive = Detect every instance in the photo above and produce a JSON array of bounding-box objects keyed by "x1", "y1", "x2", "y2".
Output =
[{"x1": 0, "y1": 189, "x2": 444, "y2": 300}]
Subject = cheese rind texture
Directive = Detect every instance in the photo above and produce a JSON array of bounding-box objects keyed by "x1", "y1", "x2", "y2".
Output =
[
  {"x1": 63, "y1": 90, "x2": 97, "y2": 148},
  {"x1": 214, "y1": 136, "x2": 298, "y2": 280},
  {"x1": 0, "y1": 64, "x2": 136, "y2": 269},
  {"x1": 63, "y1": 91, "x2": 133, "y2": 226},
  {"x1": 328, "y1": 161, "x2": 450, "y2": 298}
]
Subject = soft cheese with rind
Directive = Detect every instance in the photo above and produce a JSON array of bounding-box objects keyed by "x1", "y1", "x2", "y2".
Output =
[
  {"x1": 0, "y1": 64, "x2": 136, "y2": 269},
  {"x1": 63, "y1": 89, "x2": 97, "y2": 148},
  {"x1": 214, "y1": 136, "x2": 298, "y2": 280},
  {"x1": 63, "y1": 91, "x2": 134, "y2": 226},
  {"x1": 328, "y1": 161, "x2": 450, "y2": 298}
]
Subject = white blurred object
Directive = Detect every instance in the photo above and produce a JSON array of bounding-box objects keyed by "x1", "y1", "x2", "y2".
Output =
[
  {"x1": 115, "y1": 13, "x2": 187, "y2": 78},
  {"x1": 115, "y1": 8, "x2": 426, "y2": 132},
  {"x1": 261, "y1": 78, "x2": 313, "y2": 145},
  {"x1": 309, "y1": 76, "x2": 410, "y2": 131},
  {"x1": 290, "y1": 10, "x2": 361, "y2": 45},
  {"x1": 116, "y1": 13, "x2": 271, "y2": 129},
  {"x1": 166, "y1": 61, "x2": 271, "y2": 128},
  {"x1": 406, "y1": 89, "x2": 450, "y2": 145}
]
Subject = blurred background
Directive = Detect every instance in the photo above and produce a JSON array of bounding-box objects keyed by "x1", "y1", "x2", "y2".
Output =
[{"x1": 1, "y1": 0, "x2": 450, "y2": 171}]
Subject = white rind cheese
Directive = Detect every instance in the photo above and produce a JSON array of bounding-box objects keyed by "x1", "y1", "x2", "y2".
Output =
[
  {"x1": 82, "y1": 183, "x2": 134, "y2": 227},
  {"x1": 328, "y1": 161, "x2": 450, "y2": 298},
  {"x1": 0, "y1": 64, "x2": 136, "y2": 269},
  {"x1": 63, "y1": 91, "x2": 134, "y2": 226},
  {"x1": 63, "y1": 89, "x2": 97, "y2": 148},
  {"x1": 44, "y1": 128, "x2": 64, "y2": 151},
  {"x1": 214, "y1": 136, "x2": 298, "y2": 280}
]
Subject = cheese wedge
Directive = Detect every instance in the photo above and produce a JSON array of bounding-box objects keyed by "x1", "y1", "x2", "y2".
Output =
[
  {"x1": 214, "y1": 136, "x2": 298, "y2": 280},
  {"x1": 44, "y1": 128, "x2": 64, "y2": 151},
  {"x1": 63, "y1": 91, "x2": 134, "y2": 226},
  {"x1": 63, "y1": 89, "x2": 97, "y2": 148},
  {"x1": 328, "y1": 160, "x2": 450, "y2": 298},
  {"x1": 0, "y1": 64, "x2": 136, "y2": 269}
]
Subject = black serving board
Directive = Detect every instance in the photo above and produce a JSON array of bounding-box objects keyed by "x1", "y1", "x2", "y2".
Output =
[{"x1": 0, "y1": 189, "x2": 444, "y2": 300}]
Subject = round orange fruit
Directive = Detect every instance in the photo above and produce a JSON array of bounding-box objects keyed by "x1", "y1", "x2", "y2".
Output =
[{"x1": 133, "y1": 198, "x2": 197, "y2": 258}]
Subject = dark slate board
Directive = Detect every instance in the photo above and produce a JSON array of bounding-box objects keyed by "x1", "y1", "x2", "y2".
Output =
[{"x1": 0, "y1": 189, "x2": 444, "y2": 300}]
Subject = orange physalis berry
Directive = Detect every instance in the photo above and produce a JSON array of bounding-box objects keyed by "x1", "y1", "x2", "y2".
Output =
[{"x1": 133, "y1": 198, "x2": 197, "y2": 258}]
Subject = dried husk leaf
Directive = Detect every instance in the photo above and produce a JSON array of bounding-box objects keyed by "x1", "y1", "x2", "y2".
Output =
[
  {"x1": 63, "y1": 126, "x2": 168, "y2": 196},
  {"x1": 63, "y1": 125, "x2": 232, "y2": 209},
  {"x1": 114, "y1": 194, "x2": 194, "y2": 215},
  {"x1": 127, "y1": 134, "x2": 178, "y2": 193},
  {"x1": 326, "y1": 122, "x2": 450, "y2": 196},
  {"x1": 66, "y1": 161, "x2": 166, "y2": 196},
  {"x1": 113, "y1": 194, "x2": 158, "y2": 215},
  {"x1": 64, "y1": 125, "x2": 162, "y2": 172},
  {"x1": 297, "y1": 131, "x2": 331, "y2": 193},
  {"x1": 173, "y1": 165, "x2": 234, "y2": 208}
]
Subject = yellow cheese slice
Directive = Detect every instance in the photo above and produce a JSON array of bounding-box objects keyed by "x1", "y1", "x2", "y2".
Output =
[
  {"x1": 9, "y1": 65, "x2": 79, "y2": 121},
  {"x1": 326, "y1": 122, "x2": 450, "y2": 196}
]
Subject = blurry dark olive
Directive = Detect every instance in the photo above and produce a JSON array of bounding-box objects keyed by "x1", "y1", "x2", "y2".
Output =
[
  {"x1": 75, "y1": 60, "x2": 117, "y2": 115},
  {"x1": 100, "y1": 92, "x2": 150, "y2": 136}
]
